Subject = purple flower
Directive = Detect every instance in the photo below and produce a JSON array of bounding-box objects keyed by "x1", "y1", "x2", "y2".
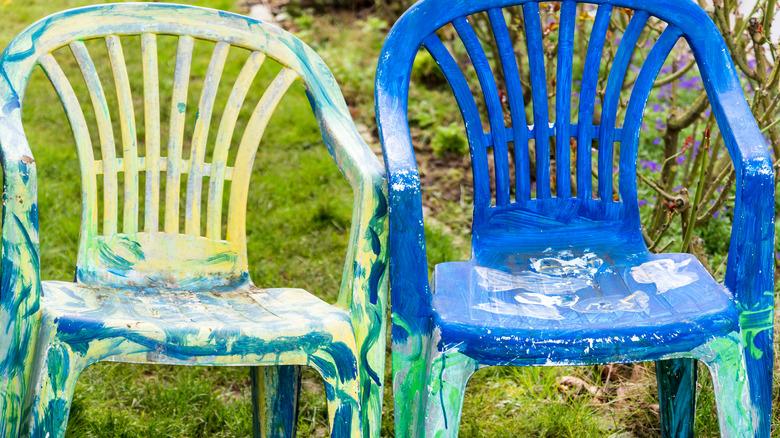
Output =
[
  {"x1": 652, "y1": 103, "x2": 663, "y2": 112},
  {"x1": 661, "y1": 66, "x2": 672, "y2": 74},
  {"x1": 713, "y1": 212, "x2": 719, "y2": 218},
  {"x1": 640, "y1": 159, "x2": 660, "y2": 172},
  {"x1": 748, "y1": 58, "x2": 757, "y2": 70},
  {"x1": 642, "y1": 122, "x2": 649, "y2": 132},
  {"x1": 653, "y1": 138, "x2": 661, "y2": 146},
  {"x1": 638, "y1": 200, "x2": 648, "y2": 206},
  {"x1": 655, "y1": 119, "x2": 666, "y2": 130},
  {"x1": 676, "y1": 155, "x2": 685, "y2": 164}
]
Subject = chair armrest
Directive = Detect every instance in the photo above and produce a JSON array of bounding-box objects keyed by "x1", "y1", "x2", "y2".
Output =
[
  {"x1": 313, "y1": 106, "x2": 387, "y2": 310},
  {"x1": 709, "y1": 89, "x2": 775, "y2": 313},
  {"x1": 336, "y1": 160, "x2": 388, "y2": 313},
  {"x1": 322, "y1": 115, "x2": 389, "y2": 438},
  {"x1": 725, "y1": 154, "x2": 774, "y2": 335},
  {"x1": 0, "y1": 91, "x2": 43, "y2": 436},
  {"x1": 689, "y1": 33, "x2": 775, "y2": 317},
  {"x1": 376, "y1": 116, "x2": 433, "y2": 346},
  {"x1": 712, "y1": 85, "x2": 775, "y2": 362}
]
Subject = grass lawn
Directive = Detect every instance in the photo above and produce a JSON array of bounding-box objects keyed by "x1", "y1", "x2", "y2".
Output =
[{"x1": 1, "y1": 0, "x2": 777, "y2": 437}]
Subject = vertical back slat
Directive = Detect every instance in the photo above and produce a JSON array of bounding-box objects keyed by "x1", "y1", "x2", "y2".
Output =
[
  {"x1": 164, "y1": 35, "x2": 194, "y2": 234},
  {"x1": 453, "y1": 17, "x2": 510, "y2": 206},
  {"x1": 422, "y1": 33, "x2": 491, "y2": 214},
  {"x1": 576, "y1": 4, "x2": 613, "y2": 200},
  {"x1": 555, "y1": 1, "x2": 577, "y2": 198},
  {"x1": 142, "y1": 33, "x2": 161, "y2": 232},
  {"x1": 621, "y1": 27, "x2": 682, "y2": 209},
  {"x1": 522, "y1": 2, "x2": 551, "y2": 199},
  {"x1": 207, "y1": 51, "x2": 265, "y2": 240},
  {"x1": 227, "y1": 68, "x2": 298, "y2": 245},
  {"x1": 70, "y1": 41, "x2": 118, "y2": 235},
  {"x1": 106, "y1": 35, "x2": 139, "y2": 234},
  {"x1": 598, "y1": 11, "x2": 649, "y2": 201},
  {"x1": 185, "y1": 42, "x2": 230, "y2": 236},
  {"x1": 39, "y1": 54, "x2": 98, "y2": 241},
  {"x1": 488, "y1": 7, "x2": 530, "y2": 203}
]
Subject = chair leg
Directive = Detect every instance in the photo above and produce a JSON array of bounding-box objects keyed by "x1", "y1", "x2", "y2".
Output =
[
  {"x1": 655, "y1": 358, "x2": 697, "y2": 438},
  {"x1": 308, "y1": 348, "x2": 361, "y2": 438},
  {"x1": 694, "y1": 334, "x2": 768, "y2": 438},
  {"x1": 321, "y1": 373, "x2": 361, "y2": 438},
  {"x1": 392, "y1": 334, "x2": 428, "y2": 438},
  {"x1": 250, "y1": 365, "x2": 301, "y2": 438},
  {"x1": 20, "y1": 325, "x2": 86, "y2": 438},
  {"x1": 423, "y1": 350, "x2": 478, "y2": 438}
]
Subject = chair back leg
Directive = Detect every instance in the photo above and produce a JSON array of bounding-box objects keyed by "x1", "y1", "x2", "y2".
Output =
[{"x1": 656, "y1": 358, "x2": 697, "y2": 438}]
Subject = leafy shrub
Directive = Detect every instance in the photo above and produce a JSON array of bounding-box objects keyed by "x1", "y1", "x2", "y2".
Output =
[
  {"x1": 431, "y1": 124, "x2": 468, "y2": 158},
  {"x1": 412, "y1": 52, "x2": 446, "y2": 86}
]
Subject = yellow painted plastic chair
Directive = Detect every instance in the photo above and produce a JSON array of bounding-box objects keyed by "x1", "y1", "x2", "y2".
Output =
[{"x1": 0, "y1": 4, "x2": 387, "y2": 437}]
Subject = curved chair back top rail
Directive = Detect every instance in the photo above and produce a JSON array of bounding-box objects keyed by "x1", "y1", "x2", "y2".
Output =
[
  {"x1": 376, "y1": 0, "x2": 773, "y2": 310},
  {"x1": 1, "y1": 3, "x2": 382, "y2": 290}
]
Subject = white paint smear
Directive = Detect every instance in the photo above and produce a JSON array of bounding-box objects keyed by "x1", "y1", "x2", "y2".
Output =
[
  {"x1": 473, "y1": 297, "x2": 565, "y2": 320},
  {"x1": 570, "y1": 290, "x2": 650, "y2": 314},
  {"x1": 630, "y1": 258, "x2": 697, "y2": 294},
  {"x1": 473, "y1": 266, "x2": 592, "y2": 294},
  {"x1": 530, "y1": 252, "x2": 603, "y2": 277}
]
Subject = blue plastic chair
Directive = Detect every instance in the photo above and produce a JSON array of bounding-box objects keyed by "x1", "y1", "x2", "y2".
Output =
[
  {"x1": 0, "y1": 4, "x2": 387, "y2": 438},
  {"x1": 375, "y1": 1, "x2": 774, "y2": 437}
]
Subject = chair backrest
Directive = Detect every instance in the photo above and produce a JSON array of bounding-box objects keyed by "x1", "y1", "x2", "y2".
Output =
[
  {"x1": 376, "y1": 0, "x2": 759, "y2": 257},
  {"x1": 0, "y1": 3, "x2": 355, "y2": 290}
]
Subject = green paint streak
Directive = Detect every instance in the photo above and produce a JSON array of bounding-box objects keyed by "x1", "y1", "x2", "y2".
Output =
[{"x1": 737, "y1": 296, "x2": 773, "y2": 360}]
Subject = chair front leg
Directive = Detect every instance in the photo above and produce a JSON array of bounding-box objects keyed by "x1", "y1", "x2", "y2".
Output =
[
  {"x1": 423, "y1": 350, "x2": 478, "y2": 438},
  {"x1": 693, "y1": 333, "x2": 766, "y2": 438},
  {"x1": 309, "y1": 348, "x2": 361, "y2": 438},
  {"x1": 21, "y1": 316, "x2": 87, "y2": 438},
  {"x1": 250, "y1": 365, "x2": 301, "y2": 438}
]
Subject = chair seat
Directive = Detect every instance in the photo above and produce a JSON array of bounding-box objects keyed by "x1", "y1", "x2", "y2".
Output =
[
  {"x1": 41, "y1": 281, "x2": 356, "y2": 367},
  {"x1": 431, "y1": 247, "x2": 738, "y2": 365}
]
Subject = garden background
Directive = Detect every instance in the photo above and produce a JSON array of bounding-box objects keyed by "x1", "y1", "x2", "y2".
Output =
[{"x1": 1, "y1": 0, "x2": 779, "y2": 436}]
